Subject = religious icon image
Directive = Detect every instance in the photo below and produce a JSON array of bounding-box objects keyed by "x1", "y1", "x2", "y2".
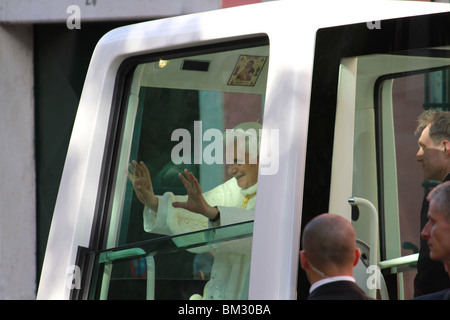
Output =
[{"x1": 228, "y1": 55, "x2": 267, "y2": 86}]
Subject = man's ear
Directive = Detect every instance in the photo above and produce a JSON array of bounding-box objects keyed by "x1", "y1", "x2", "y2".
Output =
[
  {"x1": 444, "y1": 261, "x2": 449, "y2": 274},
  {"x1": 442, "y1": 140, "x2": 450, "y2": 157},
  {"x1": 353, "y1": 248, "x2": 361, "y2": 267},
  {"x1": 299, "y1": 250, "x2": 310, "y2": 271}
]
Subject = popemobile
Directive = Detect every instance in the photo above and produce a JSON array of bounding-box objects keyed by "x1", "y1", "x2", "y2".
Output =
[{"x1": 38, "y1": 0, "x2": 450, "y2": 300}]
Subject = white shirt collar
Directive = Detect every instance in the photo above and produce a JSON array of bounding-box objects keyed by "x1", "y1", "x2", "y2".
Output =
[
  {"x1": 240, "y1": 183, "x2": 257, "y2": 197},
  {"x1": 309, "y1": 276, "x2": 356, "y2": 294}
]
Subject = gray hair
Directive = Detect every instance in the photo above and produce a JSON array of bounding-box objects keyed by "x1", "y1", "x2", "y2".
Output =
[
  {"x1": 416, "y1": 110, "x2": 450, "y2": 144},
  {"x1": 427, "y1": 181, "x2": 450, "y2": 222}
]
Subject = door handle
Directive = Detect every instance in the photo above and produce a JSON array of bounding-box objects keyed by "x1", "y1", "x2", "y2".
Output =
[
  {"x1": 103, "y1": 248, "x2": 146, "y2": 262},
  {"x1": 348, "y1": 197, "x2": 379, "y2": 267}
]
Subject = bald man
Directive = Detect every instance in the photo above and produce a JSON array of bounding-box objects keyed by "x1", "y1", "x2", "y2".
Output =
[{"x1": 300, "y1": 213, "x2": 373, "y2": 300}]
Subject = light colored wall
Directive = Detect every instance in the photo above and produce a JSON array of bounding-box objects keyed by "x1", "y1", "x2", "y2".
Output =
[
  {"x1": 0, "y1": 0, "x2": 221, "y2": 23},
  {"x1": 0, "y1": 24, "x2": 36, "y2": 300}
]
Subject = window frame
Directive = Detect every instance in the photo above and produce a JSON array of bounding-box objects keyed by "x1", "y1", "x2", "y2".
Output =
[
  {"x1": 72, "y1": 35, "x2": 270, "y2": 299},
  {"x1": 373, "y1": 63, "x2": 450, "y2": 260}
]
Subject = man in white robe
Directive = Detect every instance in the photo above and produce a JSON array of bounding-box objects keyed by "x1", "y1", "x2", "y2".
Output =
[{"x1": 127, "y1": 122, "x2": 260, "y2": 300}]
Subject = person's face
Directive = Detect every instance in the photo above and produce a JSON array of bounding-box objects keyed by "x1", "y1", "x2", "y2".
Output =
[
  {"x1": 416, "y1": 125, "x2": 447, "y2": 181},
  {"x1": 421, "y1": 199, "x2": 450, "y2": 263},
  {"x1": 227, "y1": 154, "x2": 259, "y2": 189}
]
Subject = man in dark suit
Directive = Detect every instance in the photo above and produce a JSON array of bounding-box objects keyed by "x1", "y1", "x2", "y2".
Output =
[
  {"x1": 413, "y1": 181, "x2": 450, "y2": 300},
  {"x1": 414, "y1": 110, "x2": 450, "y2": 297},
  {"x1": 300, "y1": 213, "x2": 373, "y2": 300},
  {"x1": 413, "y1": 288, "x2": 450, "y2": 300}
]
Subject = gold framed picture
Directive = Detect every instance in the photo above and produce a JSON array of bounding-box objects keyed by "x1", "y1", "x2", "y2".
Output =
[{"x1": 228, "y1": 55, "x2": 267, "y2": 86}]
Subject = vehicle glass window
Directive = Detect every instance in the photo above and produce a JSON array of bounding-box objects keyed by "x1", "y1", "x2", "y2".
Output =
[
  {"x1": 329, "y1": 51, "x2": 450, "y2": 300},
  {"x1": 379, "y1": 66, "x2": 450, "y2": 298},
  {"x1": 303, "y1": 14, "x2": 450, "y2": 301},
  {"x1": 89, "y1": 39, "x2": 269, "y2": 300},
  {"x1": 346, "y1": 54, "x2": 450, "y2": 299}
]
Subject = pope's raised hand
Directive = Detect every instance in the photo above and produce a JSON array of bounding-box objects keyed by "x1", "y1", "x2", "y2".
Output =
[
  {"x1": 173, "y1": 169, "x2": 218, "y2": 220},
  {"x1": 126, "y1": 160, "x2": 158, "y2": 212}
]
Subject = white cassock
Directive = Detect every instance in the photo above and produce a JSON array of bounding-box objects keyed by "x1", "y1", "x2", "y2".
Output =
[{"x1": 143, "y1": 177, "x2": 257, "y2": 300}]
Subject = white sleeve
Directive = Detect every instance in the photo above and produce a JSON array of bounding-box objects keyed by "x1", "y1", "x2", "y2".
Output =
[
  {"x1": 143, "y1": 191, "x2": 210, "y2": 250},
  {"x1": 142, "y1": 177, "x2": 252, "y2": 236},
  {"x1": 142, "y1": 192, "x2": 189, "y2": 235},
  {"x1": 216, "y1": 207, "x2": 254, "y2": 226},
  {"x1": 205, "y1": 178, "x2": 254, "y2": 226},
  {"x1": 143, "y1": 191, "x2": 212, "y2": 237}
]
